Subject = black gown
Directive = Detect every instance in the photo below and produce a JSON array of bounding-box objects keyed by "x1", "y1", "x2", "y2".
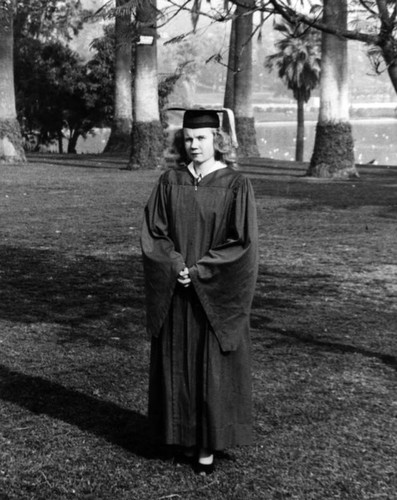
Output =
[{"x1": 141, "y1": 164, "x2": 258, "y2": 450}]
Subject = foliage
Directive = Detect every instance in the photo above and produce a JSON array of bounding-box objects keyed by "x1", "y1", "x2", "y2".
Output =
[
  {"x1": 14, "y1": 21, "x2": 183, "y2": 154},
  {"x1": 86, "y1": 24, "x2": 117, "y2": 124},
  {"x1": 265, "y1": 19, "x2": 321, "y2": 103},
  {"x1": 14, "y1": 31, "x2": 113, "y2": 152},
  {"x1": 159, "y1": 20, "x2": 231, "y2": 96},
  {"x1": 94, "y1": 0, "x2": 160, "y2": 21},
  {"x1": 0, "y1": 0, "x2": 14, "y2": 26},
  {"x1": 267, "y1": 0, "x2": 397, "y2": 93},
  {"x1": 264, "y1": 18, "x2": 321, "y2": 161},
  {"x1": 14, "y1": 0, "x2": 91, "y2": 41},
  {"x1": 158, "y1": 61, "x2": 191, "y2": 127}
]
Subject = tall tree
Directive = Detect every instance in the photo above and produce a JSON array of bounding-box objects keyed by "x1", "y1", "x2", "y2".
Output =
[
  {"x1": 0, "y1": 0, "x2": 26, "y2": 163},
  {"x1": 268, "y1": 0, "x2": 397, "y2": 98},
  {"x1": 15, "y1": 36, "x2": 113, "y2": 154},
  {"x1": 307, "y1": 0, "x2": 359, "y2": 178},
  {"x1": 231, "y1": 0, "x2": 259, "y2": 157},
  {"x1": 104, "y1": 0, "x2": 133, "y2": 153},
  {"x1": 0, "y1": 0, "x2": 90, "y2": 161},
  {"x1": 162, "y1": 0, "x2": 258, "y2": 157},
  {"x1": 265, "y1": 20, "x2": 321, "y2": 162},
  {"x1": 128, "y1": 0, "x2": 163, "y2": 169}
]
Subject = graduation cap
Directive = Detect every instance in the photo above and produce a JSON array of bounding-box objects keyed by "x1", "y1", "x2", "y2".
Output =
[{"x1": 167, "y1": 106, "x2": 238, "y2": 149}]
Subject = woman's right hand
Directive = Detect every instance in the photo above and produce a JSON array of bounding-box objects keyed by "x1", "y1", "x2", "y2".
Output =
[{"x1": 177, "y1": 267, "x2": 191, "y2": 287}]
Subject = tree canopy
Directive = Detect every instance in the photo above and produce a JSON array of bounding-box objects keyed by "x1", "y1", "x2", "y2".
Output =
[
  {"x1": 15, "y1": 26, "x2": 114, "y2": 152},
  {"x1": 265, "y1": 19, "x2": 321, "y2": 103},
  {"x1": 14, "y1": 0, "x2": 91, "y2": 41}
]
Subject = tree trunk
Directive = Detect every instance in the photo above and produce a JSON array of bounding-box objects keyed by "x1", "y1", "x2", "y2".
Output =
[
  {"x1": 0, "y1": 1, "x2": 26, "y2": 164},
  {"x1": 233, "y1": 1, "x2": 259, "y2": 158},
  {"x1": 67, "y1": 129, "x2": 79, "y2": 154},
  {"x1": 379, "y1": 33, "x2": 397, "y2": 94},
  {"x1": 57, "y1": 131, "x2": 63, "y2": 154},
  {"x1": 128, "y1": 0, "x2": 163, "y2": 170},
  {"x1": 223, "y1": 20, "x2": 236, "y2": 110},
  {"x1": 307, "y1": 0, "x2": 358, "y2": 178},
  {"x1": 295, "y1": 97, "x2": 304, "y2": 162},
  {"x1": 104, "y1": 0, "x2": 133, "y2": 154}
]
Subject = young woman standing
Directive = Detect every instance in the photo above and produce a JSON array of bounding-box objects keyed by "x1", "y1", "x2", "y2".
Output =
[{"x1": 141, "y1": 108, "x2": 258, "y2": 474}]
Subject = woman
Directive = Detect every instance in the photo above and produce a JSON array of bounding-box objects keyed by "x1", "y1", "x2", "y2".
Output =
[{"x1": 141, "y1": 108, "x2": 258, "y2": 474}]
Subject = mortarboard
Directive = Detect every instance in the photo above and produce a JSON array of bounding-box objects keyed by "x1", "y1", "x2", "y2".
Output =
[{"x1": 167, "y1": 106, "x2": 238, "y2": 149}]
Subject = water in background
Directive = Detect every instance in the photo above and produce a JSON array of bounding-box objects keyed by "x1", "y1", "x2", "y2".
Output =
[
  {"x1": 257, "y1": 118, "x2": 397, "y2": 166},
  {"x1": 77, "y1": 118, "x2": 397, "y2": 166}
]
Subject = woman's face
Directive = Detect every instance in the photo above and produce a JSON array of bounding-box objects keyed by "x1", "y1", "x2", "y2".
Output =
[{"x1": 183, "y1": 127, "x2": 215, "y2": 165}]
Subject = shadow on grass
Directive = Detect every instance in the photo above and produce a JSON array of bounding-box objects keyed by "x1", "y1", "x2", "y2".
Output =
[
  {"x1": 251, "y1": 175, "x2": 397, "y2": 211},
  {"x1": 251, "y1": 266, "x2": 338, "y2": 319},
  {"x1": 0, "y1": 245, "x2": 145, "y2": 348},
  {"x1": 27, "y1": 153, "x2": 129, "y2": 170},
  {"x1": 262, "y1": 326, "x2": 397, "y2": 371},
  {"x1": 0, "y1": 364, "x2": 157, "y2": 458}
]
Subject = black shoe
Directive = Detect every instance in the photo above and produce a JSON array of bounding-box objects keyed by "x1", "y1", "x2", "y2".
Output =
[
  {"x1": 174, "y1": 446, "x2": 196, "y2": 466},
  {"x1": 174, "y1": 453, "x2": 194, "y2": 466},
  {"x1": 194, "y1": 461, "x2": 215, "y2": 475}
]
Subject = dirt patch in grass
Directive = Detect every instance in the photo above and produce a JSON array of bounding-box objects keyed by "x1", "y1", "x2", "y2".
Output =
[{"x1": 0, "y1": 155, "x2": 396, "y2": 499}]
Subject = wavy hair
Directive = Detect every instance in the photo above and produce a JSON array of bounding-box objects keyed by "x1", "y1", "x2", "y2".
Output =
[{"x1": 169, "y1": 128, "x2": 237, "y2": 167}]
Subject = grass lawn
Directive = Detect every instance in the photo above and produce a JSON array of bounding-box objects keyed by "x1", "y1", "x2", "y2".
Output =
[{"x1": 0, "y1": 154, "x2": 396, "y2": 500}]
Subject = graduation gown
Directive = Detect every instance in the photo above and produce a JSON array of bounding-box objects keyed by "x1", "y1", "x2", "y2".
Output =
[{"x1": 141, "y1": 164, "x2": 258, "y2": 450}]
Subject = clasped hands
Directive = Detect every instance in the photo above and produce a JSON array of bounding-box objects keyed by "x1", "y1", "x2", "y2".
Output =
[{"x1": 177, "y1": 266, "x2": 191, "y2": 288}]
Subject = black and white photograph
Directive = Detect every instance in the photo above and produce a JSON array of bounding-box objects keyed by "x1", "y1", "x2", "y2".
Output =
[{"x1": 0, "y1": 0, "x2": 396, "y2": 498}]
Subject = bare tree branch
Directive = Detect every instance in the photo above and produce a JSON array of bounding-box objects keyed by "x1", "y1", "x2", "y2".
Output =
[
  {"x1": 357, "y1": 0, "x2": 379, "y2": 17},
  {"x1": 267, "y1": 0, "x2": 381, "y2": 45},
  {"x1": 157, "y1": 0, "x2": 192, "y2": 29},
  {"x1": 162, "y1": 0, "x2": 389, "y2": 48},
  {"x1": 164, "y1": 0, "x2": 233, "y2": 23},
  {"x1": 376, "y1": 0, "x2": 397, "y2": 25}
]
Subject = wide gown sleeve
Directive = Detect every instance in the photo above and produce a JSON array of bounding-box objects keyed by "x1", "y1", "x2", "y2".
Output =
[
  {"x1": 140, "y1": 176, "x2": 186, "y2": 338},
  {"x1": 189, "y1": 177, "x2": 258, "y2": 352}
]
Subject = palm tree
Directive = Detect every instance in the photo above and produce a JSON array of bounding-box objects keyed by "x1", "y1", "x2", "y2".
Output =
[
  {"x1": 180, "y1": 0, "x2": 258, "y2": 157},
  {"x1": 104, "y1": 0, "x2": 133, "y2": 154},
  {"x1": 128, "y1": 0, "x2": 163, "y2": 169},
  {"x1": 265, "y1": 19, "x2": 321, "y2": 162},
  {"x1": 0, "y1": 0, "x2": 26, "y2": 164},
  {"x1": 268, "y1": 0, "x2": 397, "y2": 102},
  {"x1": 307, "y1": 0, "x2": 358, "y2": 178},
  {"x1": 226, "y1": 0, "x2": 259, "y2": 158}
]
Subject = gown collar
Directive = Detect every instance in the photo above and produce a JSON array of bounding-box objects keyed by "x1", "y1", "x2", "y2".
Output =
[{"x1": 187, "y1": 161, "x2": 227, "y2": 181}]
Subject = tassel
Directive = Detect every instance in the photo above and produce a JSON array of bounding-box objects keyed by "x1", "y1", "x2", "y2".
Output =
[{"x1": 222, "y1": 108, "x2": 238, "y2": 149}]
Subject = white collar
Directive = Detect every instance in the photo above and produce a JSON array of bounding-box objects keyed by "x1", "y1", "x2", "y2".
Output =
[{"x1": 187, "y1": 161, "x2": 227, "y2": 180}]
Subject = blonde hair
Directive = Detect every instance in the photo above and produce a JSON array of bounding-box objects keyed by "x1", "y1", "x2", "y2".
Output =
[{"x1": 170, "y1": 128, "x2": 237, "y2": 167}]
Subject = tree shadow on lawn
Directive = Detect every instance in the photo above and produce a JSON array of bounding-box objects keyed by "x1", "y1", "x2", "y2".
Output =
[
  {"x1": 251, "y1": 175, "x2": 397, "y2": 212},
  {"x1": 0, "y1": 363, "x2": 158, "y2": 459},
  {"x1": 251, "y1": 266, "x2": 339, "y2": 318},
  {"x1": 27, "y1": 153, "x2": 129, "y2": 170},
  {"x1": 251, "y1": 266, "x2": 397, "y2": 371},
  {"x1": 0, "y1": 245, "x2": 145, "y2": 349},
  {"x1": 252, "y1": 324, "x2": 397, "y2": 372}
]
